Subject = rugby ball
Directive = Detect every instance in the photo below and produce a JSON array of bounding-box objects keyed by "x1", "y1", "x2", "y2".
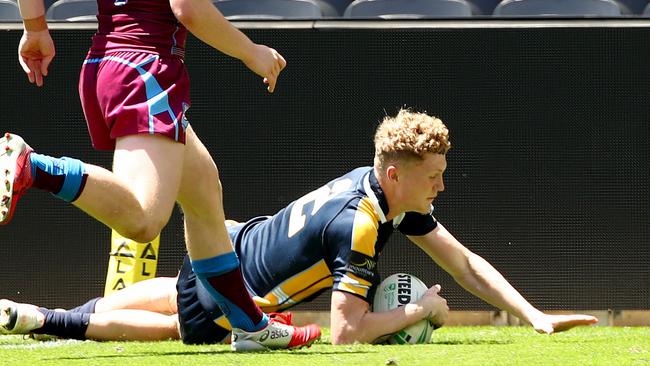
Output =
[{"x1": 373, "y1": 273, "x2": 434, "y2": 344}]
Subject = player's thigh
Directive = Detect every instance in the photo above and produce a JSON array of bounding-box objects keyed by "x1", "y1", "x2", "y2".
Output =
[
  {"x1": 113, "y1": 134, "x2": 184, "y2": 220},
  {"x1": 97, "y1": 277, "x2": 179, "y2": 315},
  {"x1": 177, "y1": 126, "x2": 221, "y2": 212}
]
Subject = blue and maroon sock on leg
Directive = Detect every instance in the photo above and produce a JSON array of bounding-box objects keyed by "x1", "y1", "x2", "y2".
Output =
[
  {"x1": 29, "y1": 153, "x2": 88, "y2": 202},
  {"x1": 192, "y1": 252, "x2": 268, "y2": 332}
]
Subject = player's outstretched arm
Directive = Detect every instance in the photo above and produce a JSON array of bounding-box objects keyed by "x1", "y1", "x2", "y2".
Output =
[
  {"x1": 169, "y1": 0, "x2": 286, "y2": 92},
  {"x1": 17, "y1": 0, "x2": 55, "y2": 87},
  {"x1": 409, "y1": 224, "x2": 598, "y2": 332}
]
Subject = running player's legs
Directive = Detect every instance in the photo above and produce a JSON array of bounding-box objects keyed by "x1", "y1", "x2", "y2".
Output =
[
  {"x1": 177, "y1": 126, "x2": 232, "y2": 260},
  {"x1": 175, "y1": 129, "x2": 324, "y2": 347},
  {"x1": 72, "y1": 52, "x2": 189, "y2": 242},
  {"x1": 175, "y1": 127, "x2": 270, "y2": 331},
  {"x1": 2, "y1": 52, "x2": 187, "y2": 241},
  {"x1": 176, "y1": 255, "x2": 230, "y2": 344},
  {"x1": 73, "y1": 135, "x2": 183, "y2": 242}
]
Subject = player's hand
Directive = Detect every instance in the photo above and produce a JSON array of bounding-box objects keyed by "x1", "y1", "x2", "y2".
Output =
[
  {"x1": 417, "y1": 284, "x2": 449, "y2": 327},
  {"x1": 242, "y1": 44, "x2": 286, "y2": 93},
  {"x1": 18, "y1": 30, "x2": 55, "y2": 87},
  {"x1": 530, "y1": 313, "x2": 599, "y2": 334}
]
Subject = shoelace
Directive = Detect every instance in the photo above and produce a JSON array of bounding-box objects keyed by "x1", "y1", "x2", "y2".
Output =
[{"x1": 268, "y1": 311, "x2": 293, "y2": 325}]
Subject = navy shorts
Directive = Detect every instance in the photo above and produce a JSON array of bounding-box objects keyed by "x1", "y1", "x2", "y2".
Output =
[{"x1": 176, "y1": 255, "x2": 230, "y2": 344}]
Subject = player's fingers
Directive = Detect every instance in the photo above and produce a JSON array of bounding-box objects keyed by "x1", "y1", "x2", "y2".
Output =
[
  {"x1": 432, "y1": 284, "x2": 442, "y2": 292},
  {"x1": 34, "y1": 60, "x2": 43, "y2": 86},
  {"x1": 552, "y1": 315, "x2": 599, "y2": 333},
  {"x1": 563, "y1": 315, "x2": 598, "y2": 325},
  {"x1": 41, "y1": 54, "x2": 54, "y2": 77},
  {"x1": 27, "y1": 58, "x2": 43, "y2": 86},
  {"x1": 266, "y1": 76, "x2": 276, "y2": 93},
  {"x1": 19, "y1": 56, "x2": 36, "y2": 83},
  {"x1": 18, "y1": 56, "x2": 31, "y2": 74},
  {"x1": 276, "y1": 52, "x2": 287, "y2": 71},
  {"x1": 581, "y1": 315, "x2": 599, "y2": 323},
  {"x1": 264, "y1": 77, "x2": 271, "y2": 92},
  {"x1": 273, "y1": 62, "x2": 282, "y2": 78}
]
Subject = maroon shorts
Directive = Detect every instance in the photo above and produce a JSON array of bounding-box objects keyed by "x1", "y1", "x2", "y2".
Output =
[{"x1": 79, "y1": 51, "x2": 190, "y2": 150}]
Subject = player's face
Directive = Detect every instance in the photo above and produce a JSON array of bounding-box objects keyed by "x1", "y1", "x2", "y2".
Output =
[{"x1": 396, "y1": 153, "x2": 446, "y2": 214}]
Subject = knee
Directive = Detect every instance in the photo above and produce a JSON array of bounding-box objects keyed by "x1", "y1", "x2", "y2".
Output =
[
  {"x1": 117, "y1": 219, "x2": 165, "y2": 243},
  {"x1": 131, "y1": 225, "x2": 162, "y2": 243}
]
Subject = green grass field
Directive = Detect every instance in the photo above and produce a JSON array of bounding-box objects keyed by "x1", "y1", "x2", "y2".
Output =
[{"x1": 1, "y1": 326, "x2": 648, "y2": 366}]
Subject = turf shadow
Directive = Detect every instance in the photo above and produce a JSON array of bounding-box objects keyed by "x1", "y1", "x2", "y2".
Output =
[
  {"x1": 431, "y1": 339, "x2": 514, "y2": 345},
  {"x1": 42, "y1": 348, "x2": 369, "y2": 361}
]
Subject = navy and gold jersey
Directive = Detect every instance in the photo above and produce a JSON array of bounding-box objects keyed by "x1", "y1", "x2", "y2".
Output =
[{"x1": 230, "y1": 167, "x2": 438, "y2": 312}]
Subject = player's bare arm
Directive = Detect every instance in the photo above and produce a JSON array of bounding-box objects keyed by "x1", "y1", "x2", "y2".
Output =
[
  {"x1": 17, "y1": 0, "x2": 55, "y2": 87},
  {"x1": 329, "y1": 288, "x2": 448, "y2": 345},
  {"x1": 169, "y1": 0, "x2": 286, "y2": 92},
  {"x1": 409, "y1": 224, "x2": 598, "y2": 333}
]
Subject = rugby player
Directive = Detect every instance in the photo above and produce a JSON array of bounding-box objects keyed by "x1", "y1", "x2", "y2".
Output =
[{"x1": 1, "y1": 110, "x2": 598, "y2": 344}]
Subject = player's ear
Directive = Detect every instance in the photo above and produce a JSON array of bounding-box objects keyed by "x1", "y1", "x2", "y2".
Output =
[{"x1": 387, "y1": 165, "x2": 399, "y2": 182}]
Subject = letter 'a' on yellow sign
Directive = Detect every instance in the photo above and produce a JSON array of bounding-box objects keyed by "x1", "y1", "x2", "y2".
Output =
[{"x1": 104, "y1": 230, "x2": 160, "y2": 296}]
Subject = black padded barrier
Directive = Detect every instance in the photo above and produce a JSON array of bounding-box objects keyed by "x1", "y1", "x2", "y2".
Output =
[{"x1": 0, "y1": 21, "x2": 648, "y2": 311}]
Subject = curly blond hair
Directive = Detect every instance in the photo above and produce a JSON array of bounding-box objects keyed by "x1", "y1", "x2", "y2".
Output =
[{"x1": 374, "y1": 109, "x2": 451, "y2": 168}]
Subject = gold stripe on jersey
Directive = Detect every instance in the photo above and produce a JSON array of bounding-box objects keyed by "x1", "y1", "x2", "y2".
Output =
[
  {"x1": 350, "y1": 197, "x2": 380, "y2": 257},
  {"x1": 336, "y1": 271, "x2": 372, "y2": 298},
  {"x1": 252, "y1": 259, "x2": 333, "y2": 312},
  {"x1": 347, "y1": 271, "x2": 372, "y2": 289}
]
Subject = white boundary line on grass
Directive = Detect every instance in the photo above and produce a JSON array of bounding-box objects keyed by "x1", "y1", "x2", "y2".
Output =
[{"x1": 0, "y1": 338, "x2": 81, "y2": 349}]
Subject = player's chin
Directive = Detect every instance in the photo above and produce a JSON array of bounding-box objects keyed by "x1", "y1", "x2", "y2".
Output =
[{"x1": 414, "y1": 205, "x2": 432, "y2": 215}]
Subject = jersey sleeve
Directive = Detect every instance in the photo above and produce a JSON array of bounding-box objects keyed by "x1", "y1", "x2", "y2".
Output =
[
  {"x1": 328, "y1": 197, "x2": 381, "y2": 302},
  {"x1": 396, "y1": 210, "x2": 438, "y2": 236}
]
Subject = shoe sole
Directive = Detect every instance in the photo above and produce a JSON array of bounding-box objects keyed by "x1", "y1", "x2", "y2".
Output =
[
  {"x1": 292, "y1": 332, "x2": 321, "y2": 350},
  {"x1": 0, "y1": 133, "x2": 27, "y2": 225}
]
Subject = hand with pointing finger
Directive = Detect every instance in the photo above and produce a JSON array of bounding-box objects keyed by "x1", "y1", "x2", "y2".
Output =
[
  {"x1": 242, "y1": 44, "x2": 286, "y2": 93},
  {"x1": 18, "y1": 29, "x2": 55, "y2": 87}
]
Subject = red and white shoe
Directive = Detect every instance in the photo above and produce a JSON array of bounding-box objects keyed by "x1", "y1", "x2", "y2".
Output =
[
  {"x1": 0, "y1": 133, "x2": 33, "y2": 225},
  {"x1": 231, "y1": 316, "x2": 321, "y2": 352}
]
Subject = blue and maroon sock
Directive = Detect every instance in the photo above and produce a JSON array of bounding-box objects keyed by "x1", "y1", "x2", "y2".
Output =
[
  {"x1": 29, "y1": 153, "x2": 87, "y2": 202},
  {"x1": 192, "y1": 252, "x2": 268, "y2": 332}
]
